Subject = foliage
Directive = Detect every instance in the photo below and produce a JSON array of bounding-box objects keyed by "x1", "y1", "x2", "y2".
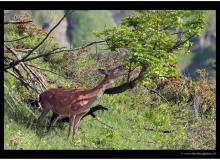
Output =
[
  {"x1": 4, "y1": 12, "x2": 70, "y2": 97},
  {"x1": 155, "y1": 73, "x2": 216, "y2": 119},
  {"x1": 97, "y1": 10, "x2": 207, "y2": 85},
  {"x1": 4, "y1": 83, "x2": 215, "y2": 150},
  {"x1": 4, "y1": 12, "x2": 61, "y2": 63},
  {"x1": 179, "y1": 11, "x2": 216, "y2": 80},
  {"x1": 185, "y1": 44, "x2": 216, "y2": 80}
]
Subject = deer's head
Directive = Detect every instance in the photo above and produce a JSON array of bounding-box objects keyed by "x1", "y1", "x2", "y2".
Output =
[{"x1": 98, "y1": 65, "x2": 124, "y2": 80}]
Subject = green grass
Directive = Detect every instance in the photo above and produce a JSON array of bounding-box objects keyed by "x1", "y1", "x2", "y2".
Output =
[{"x1": 4, "y1": 85, "x2": 216, "y2": 150}]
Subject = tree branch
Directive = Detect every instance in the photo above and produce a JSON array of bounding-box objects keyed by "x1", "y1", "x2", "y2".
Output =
[
  {"x1": 75, "y1": 40, "x2": 105, "y2": 50},
  {"x1": 104, "y1": 65, "x2": 147, "y2": 94},
  {"x1": 27, "y1": 64, "x2": 71, "y2": 80},
  {"x1": 5, "y1": 69, "x2": 38, "y2": 92},
  {"x1": 4, "y1": 35, "x2": 31, "y2": 42},
  {"x1": 93, "y1": 116, "x2": 114, "y2": 129},
  {"x1": 4, "y1": 10, "x2": 73, "y2": 70},
  {"x1": 5, "y1": 40, "x2": 104, "y2": 68},
  {"x1": 4, "y1": 43, "x2": 44, "y2": 93},
  {"x1": 4, "y1": 20, "x2": 32, "y2": 25},
  {"x1": 144, "y1": 85, "x2": 169, "y2": 103},
  {"x1": 168, "y1": 34, "x2": 196, "y2": 53},
  {"x1": 4, "y1": 56, "x2": 14, "y2": 62},
  {"x1": 127, "y1": 62, "x2": 132, "y2": 82},
  {"x1": 23, "y1": 47, "x2": 65, "y2": 62},
  {"x1": 24, "y1": 63, "x2": 47, "y2": 90},
  {"x1": 23, "y1": 40, "x2": 105, "y2": 63}
]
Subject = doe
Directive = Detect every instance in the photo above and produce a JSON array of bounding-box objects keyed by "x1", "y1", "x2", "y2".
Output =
[{"x1": 38, "y1": 65, "x2": 123, "y2": 138}]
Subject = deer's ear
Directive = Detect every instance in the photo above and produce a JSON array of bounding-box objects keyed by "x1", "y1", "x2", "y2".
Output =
[{"x1": 98, "y1": 69, "x2": 107, "y2": 75}]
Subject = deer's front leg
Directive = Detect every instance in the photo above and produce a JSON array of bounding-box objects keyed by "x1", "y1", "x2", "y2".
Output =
[
  {"x1": 38, "y1": 107, "x2": 50, "y2": 126},
  {"x1": 68, "y1": 108, "x2": 76, "y2": 139},
  {"x1": 74, "y1": 109, "x2": 90, "y2": 132},
  {"x1": 47, "y1": 112, "x2": 59, "y2": 132}
]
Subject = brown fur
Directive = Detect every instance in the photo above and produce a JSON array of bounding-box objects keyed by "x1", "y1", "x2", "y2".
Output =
[{"x1": 38, "y1": 66, "x2": 123, "y2": 138}]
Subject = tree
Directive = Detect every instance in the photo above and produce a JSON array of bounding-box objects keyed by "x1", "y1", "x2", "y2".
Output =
[
  {"x1": 4, "y1": 10, "x2": 208, "y2": 119},
  {"x1": 96, "y1": 10, "x2": 207, "y2": 93}
]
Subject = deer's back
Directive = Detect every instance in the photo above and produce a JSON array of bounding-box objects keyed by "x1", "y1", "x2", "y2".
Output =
[{"x1": 39, "y1": 88, "x2": 85, "y2": 115}]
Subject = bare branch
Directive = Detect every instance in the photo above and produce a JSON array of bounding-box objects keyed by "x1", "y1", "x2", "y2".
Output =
[
  {"x1": 23, "y1": 40, "x2": 105, "y2": 63},
  {"x1": 4, "y1": 37, "x2": 104, "y2": 69},
  {"x1": 170, "y1": 31, "x2": 186, "y2": 35},
  {"x1": 144, "y1": 85, "x2": 169, "y2": 103},
  {"x1": 4, "y1": 56, "x2": 14, "y2": 62},
  {"x1": 4, "y1": 20, "x2": 32, "y2": 25},
  {"x1": 4, "y1": 43, "x2": 20, "y2": 59},
  {"x1": 24, "y1": 63, "x2": 47, "y2": 90},
  {"x1": 27, "y1": 64, "x2": 71, "y2": 80},
  {"x1": 168, "y1": 34, "x2": 196, "y2": 53},
  {"x1": 21, "y1": 10, "x2": 73, "y2": 61},
  {"x1": 4, "y1": 35, "x2": 31, "y2": 42},
  {"x1": 94, "y1": 117, "x2": 114, "y2": 129},
  {"x1": 5, "y1": 69, "x2": 38, "y2": 92},
  {"x1": 13, "y1": 66, "x2": 25, "y2": 80},
  {"x1": 74, "y1": 40, "x2": 105, "y2": 50},
  {"x1": 4, "y1": 43, "x2": 44, "y2": 93},
  {"x1": 23, "y1": 47, "x2": 65, "y2": 62},
  {"x1": 127, "y1": 62, "x2": 132, "y2": 82},
  {"x1": 13, "y1": 48, "x2": 33, "y2": 53},
  {"x1": 4, "y1": 10, "x2": 73, "y2": 70},
  {"x1": 4, "y1": 48, "x2": 32, "y2": 53}
]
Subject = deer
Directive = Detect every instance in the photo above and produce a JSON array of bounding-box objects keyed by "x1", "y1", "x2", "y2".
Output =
[{"x1": 38, "y1": 65, "x2": 123, "y2": 138}]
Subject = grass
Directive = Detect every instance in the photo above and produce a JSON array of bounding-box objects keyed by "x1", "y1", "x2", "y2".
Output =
[{"x1": 4, "y1": 85, "x2": 216, "y2": 150}]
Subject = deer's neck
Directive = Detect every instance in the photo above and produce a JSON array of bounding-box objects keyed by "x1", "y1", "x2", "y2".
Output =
[{"x1": 85, "y1": 77, "x2": 111, "y2": 98}]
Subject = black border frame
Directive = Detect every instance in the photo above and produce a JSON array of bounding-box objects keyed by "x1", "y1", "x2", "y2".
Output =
[
  {"x1": 1, "y1": 1, "x2": 219, "y2": 158},
  {"x1": 1, "y1": 1, "x2": 220, "y2": 10}
]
